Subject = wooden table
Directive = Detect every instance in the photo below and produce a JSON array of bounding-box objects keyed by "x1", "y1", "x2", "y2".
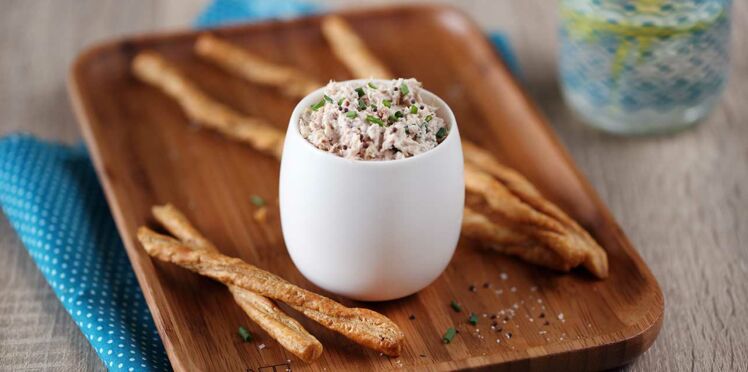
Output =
[{"x1": 0, "y1": 1, "x2": 745, "y2": 370}]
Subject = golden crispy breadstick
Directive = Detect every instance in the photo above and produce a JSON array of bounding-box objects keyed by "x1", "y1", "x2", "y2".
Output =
[
  {"x1": 464, "y1": 163, "x2": 608, "y2": 278},
  {"x1": 132, "y1": 51, "x2": 285, "y2": 158},
  {"x1": 137, "y1": 227, "x2": 404, "y2": 356},
  {"x1": 195, "y1": 34, "x2": 321, "y2": 97},
  {"x1": 462, "y1": 207, "x2": 528, "y2": 246},
  {"x1": 463, "y1": 206, "x2": 576, "y2": 272},
  {"x1": 321, "y1": 16, "x2": 393, "y2": 79},
  {"x1": 151, "y1": 205, "x2": 322, "y2": 362}
]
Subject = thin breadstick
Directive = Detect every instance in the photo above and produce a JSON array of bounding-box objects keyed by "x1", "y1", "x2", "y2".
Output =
[
  {"x1": 462, "y1": 207, "x2": 528, "y2": 246},
  {"x1": 464, "y1": 164, "x2": 608, "y2": 278},
  {"x1": 195, "y1": 34, "x2": 321, "y2": 98},
  {"x1": 137, "y1": 227, "x2": 404, "y2": 357},
  {"x1": 463, "y1": 207, "x2": 576, "y2": 272},
  {"x1": 151, "y1": 205, "x2": 322, "y2": 362},
  {"x1": 321, "y1": 16, "x2": 393, "y2": 79},
  {"x1": 132, "y1": 51, "x2": 285, "y2": 159}
]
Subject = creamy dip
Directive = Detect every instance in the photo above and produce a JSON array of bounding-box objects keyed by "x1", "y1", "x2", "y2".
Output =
[{"x1": 299, "y1": 79, "x2": 448, "y2": 160}]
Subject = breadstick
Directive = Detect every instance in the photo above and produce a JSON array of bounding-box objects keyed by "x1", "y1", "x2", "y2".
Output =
[
  {"x1": 195, "y1": 34, "x2": 321, "y2": 97},
  {"x1": 132, "y1": 51, "x2": 285, "y2": 159},
  {"x1": 151, "y1": 205, "x2": 322, "y2": 362},
  {"x1": 464, "y1": 164, "x2": 608, "y2": 278},
  {"x1": 137, "y1": 227, "x2": 404, "y2": 356},
  {"x1": 321, "y1": 16, "x2": 393, "y2": 79}
]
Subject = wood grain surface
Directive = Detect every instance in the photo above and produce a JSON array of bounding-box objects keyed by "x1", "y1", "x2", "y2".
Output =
[{"x1": 0, "y1": 1, "x2": 746, "y2": 371}]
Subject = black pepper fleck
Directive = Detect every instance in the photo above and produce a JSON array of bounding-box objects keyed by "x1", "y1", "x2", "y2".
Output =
[
  {"x1": 409, "y1": 314, "x2": 416, "y2": 320},
  {"x1": 483, "y1": 282, "x2": 490, "y2": 288},
  {"x1": 506, "y1": 332, "x2": 512, "y2": 339},
  {"x1": 420, "y1": 105, "x2": 424, "y2": 110},
  {"x1": 469, "y1": 285, "x2": 476, "y2": 292},
  {"x1": 544, "y1": 320, "x2": 550, "y2": 326},
  {"x1": 539, "y1": 312, "x2": 545, "y2": 318},
  {"x1": 410, "y1": 99, "x2": 416, "y2": 104}
]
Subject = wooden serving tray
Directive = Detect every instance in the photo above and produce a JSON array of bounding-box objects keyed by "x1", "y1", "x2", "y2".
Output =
[{"x1": 68, "y1": 5, "x2": 663, "y2": 371}]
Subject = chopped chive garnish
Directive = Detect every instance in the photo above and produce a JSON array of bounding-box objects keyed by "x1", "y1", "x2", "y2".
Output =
[
  {"x1": 338, "y1": 98, "x2": 345, "y2": 106},
  {"x1": 346, "y1": 111, "x2": 358, "y2": 119},
  {"x1": 400, "y1": 83, "x2": 410, "y2": 96},
  {"x1": 450, "y1": 300, "x2": 462, "y2": 312},
  {"x1": 310, "y1": 98, "x2": 326, "y2": 111},
  {"x1": 410, "y1": 105, "x2": 418, "y2": 114},
  {"x1": 425, "y1": 115, "x2": 433, "y2": 122},
  {"x1": 382, "y1": 99, "x2": 392, "y2": 108},
  {"x1": 394, "y1": 111, "x2": 404, "y2": 119},
  {"x1": 355, "y1": 87, "x2": 365, "y2": 97},
  {"x1": 387, "y1": 115, "x2": 397, "y2": 123},
  {"x1": 468, "y1": 313, "x2": 478, "y2": 326},
  {"x1": 357, "y1": 99, "x2": 367, "y2": 111},
  {"x1": 442, "y1": 327, "x2": 456, "y2": 344},
  {"x1": 250, "y1": 195, "x2": 266, "y2": 207},
  {"x1": 368, "y1": 82, "x2": 377, "y2": 89},
  {"x1": 238, "y1": 326, "x2": 253, "y2": 342},
  {"x1": 323, "y1": 94, "x2": 333, "y2": 103},
  {"x1": 366, "y1": 115, "x2": 385, "y2": 126},
  {"x1": 436, "y1": 127, "x2": 447, "y2": 139}
]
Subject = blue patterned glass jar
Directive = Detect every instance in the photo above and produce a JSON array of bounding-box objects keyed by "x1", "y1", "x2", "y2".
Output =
[{"x1": 559, "y1": 0, "x2": 731, "y2": 134}]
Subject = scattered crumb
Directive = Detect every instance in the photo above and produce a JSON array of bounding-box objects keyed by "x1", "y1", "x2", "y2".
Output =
[
  {"x1": 253, "y1": 206, "x2": 268, "y2": 223},
  {"x1": 539, "y1": 330, "x2": 547, "y2": 335},
  {"x1": 557, "y1": 313, "x2": 565, "y2": 322},
  {"x1": 495, "y1": 338, "x2": 501, "y2": 344},
  {"x1": 510, "y1": 286, "x2": 517, "y2": 293},
  {"x1": 500, "y1": 272, "x2": 508, "y2": 280},
  {"x1": 469, "y1": 284, "x2": 477, "y2": 292}
]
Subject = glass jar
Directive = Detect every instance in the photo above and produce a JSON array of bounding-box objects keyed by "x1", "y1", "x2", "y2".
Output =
[{"x1": 559, "y1": 0, "x2": 731, "y2": 134}]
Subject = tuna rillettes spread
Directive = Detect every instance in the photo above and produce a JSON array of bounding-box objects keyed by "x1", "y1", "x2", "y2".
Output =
[{"x1": 299, "y1": 79, "x2": 449, "y2": 160}]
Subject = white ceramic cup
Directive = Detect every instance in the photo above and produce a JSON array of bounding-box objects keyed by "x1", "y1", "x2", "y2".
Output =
[{"x1": 279, "y1": 80, "x2": 464, "y2": 301}]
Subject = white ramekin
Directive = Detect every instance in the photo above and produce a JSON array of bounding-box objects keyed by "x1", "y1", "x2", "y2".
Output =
[{"x1": 279, "y1": 80, "x2": 464, "y2": 301}]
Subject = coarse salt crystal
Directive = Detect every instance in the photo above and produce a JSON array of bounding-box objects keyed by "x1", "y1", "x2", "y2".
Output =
[
  {"x1": 500, "y1": 273, "x2": 508, "y2": 280},
  {"x1": 258, "y1": 343, "x2": 266, "y2": 350}
]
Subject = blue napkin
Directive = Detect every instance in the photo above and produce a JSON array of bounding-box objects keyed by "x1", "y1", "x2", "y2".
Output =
[{"x1": 0, "y1": 1, "x2": 517, "y2": 371}]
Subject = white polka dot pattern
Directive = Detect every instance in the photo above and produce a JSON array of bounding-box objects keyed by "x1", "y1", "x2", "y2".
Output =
[{"x1": 0, "y1": 135, "x2": 170, "y2": 371}]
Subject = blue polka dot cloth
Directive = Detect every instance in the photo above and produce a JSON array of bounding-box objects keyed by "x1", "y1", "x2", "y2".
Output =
[{"x1": 0, "y1": 2, "x2": 516, "y2": 371}]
